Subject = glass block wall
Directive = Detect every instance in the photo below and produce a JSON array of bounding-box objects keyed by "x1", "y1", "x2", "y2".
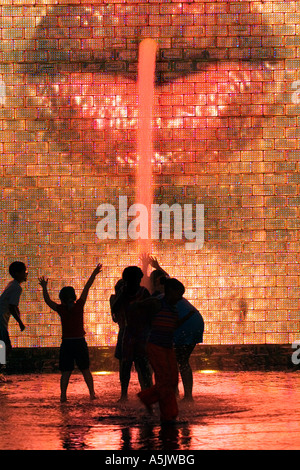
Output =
[{"x1": 0, "y1": 0, "x2": 299, "y2": 347}]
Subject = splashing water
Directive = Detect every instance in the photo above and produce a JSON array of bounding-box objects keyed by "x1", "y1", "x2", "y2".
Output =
[{"x1": 2, "y1": 372, "x2": 300, "y2": 450}]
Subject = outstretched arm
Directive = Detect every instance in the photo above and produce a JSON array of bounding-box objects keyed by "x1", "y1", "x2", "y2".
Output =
[
  {"x1": 148, "y1": 256, "x2": 169, "y2": 277},
  {"x1": 139, "y1": 254, "x2": 169, "y2": 291},
  {"x1": 139, "y1": 253, "x2": 151, "y2": 291},
  {"x1": 79, "y1": 263, "x2": 102, "y2": 304},
  {"x1": 38, "y1": 276, "x2": 59, "y2": 311}
]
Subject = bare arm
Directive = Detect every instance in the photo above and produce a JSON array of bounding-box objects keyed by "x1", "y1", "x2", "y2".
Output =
[
  {"x1": 38, "y1": 276, "x2": 59, "y2": 311},
  {"x1": 148, "y1": 256, "x2": 169, "y2": 277},
  {"x1": 109, "y1": 294, "x2": 118, "y2": 322},
  {"x1": 8, "y1": 304, "x2": 25, "y2": 331},
  {"x1": 139, "y1": 254, "x2": 169, "y2": 291},
  {"x1": 110, "y1": 285, "x2": 126, "y2": 316},
  {"x1": 79, "y1": 263, "x2": 102, "y2": 304}
]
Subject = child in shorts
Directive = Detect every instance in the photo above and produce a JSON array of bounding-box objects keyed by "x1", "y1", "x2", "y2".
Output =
[
  {"x1": 39, "y1": 263, "x2": 102, "y2": 402},
  {"x1": 0, "y1": 261, "x2": 27, "y2": 373}
]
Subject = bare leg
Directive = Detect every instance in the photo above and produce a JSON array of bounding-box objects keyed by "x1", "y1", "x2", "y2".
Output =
[
  {"x1": 175, "y1": 344, "x2": 195, "y2": 401},
  {"x1": 60, "y1": 370, "x2": 72, "y2": 402},
  {"x1": 118, "y1": 360, "x2": 132, "y2": 401},
  {"x1": 135, "y1": 356, "x2": 153, "y2": 390},
  {"x1": 179, "y1": 363, "x2": 193, "y2": 400},
  {"x1": 81, "y1": 368, "x2": 96, "y2": 399}
]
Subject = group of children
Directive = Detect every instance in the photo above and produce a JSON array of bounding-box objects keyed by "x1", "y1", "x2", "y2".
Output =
[{"x1": 0, "y1": 256, "x2": 204, "y2": 425}]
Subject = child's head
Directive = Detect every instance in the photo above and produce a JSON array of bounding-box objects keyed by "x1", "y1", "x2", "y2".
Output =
[
  {"x1": 149, "y1": 269, "x2": 167, "y2": 294},
  {"x1": 122, "y1": 266, "x2": 143, "y2": 293},
  {"x1": 9, "y1": 261, "x2": 28, "y2": 283},
  {"x1": 161, "y1": 277, "x2": 185, "y2": 305},
  {"x1": 59, "y1": 286, "x2": 77, "y2": 305}
]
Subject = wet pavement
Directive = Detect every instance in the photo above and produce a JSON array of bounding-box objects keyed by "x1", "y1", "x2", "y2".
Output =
[{"x1": 0, "y1": 370, "x2": 299, "y2": 451}]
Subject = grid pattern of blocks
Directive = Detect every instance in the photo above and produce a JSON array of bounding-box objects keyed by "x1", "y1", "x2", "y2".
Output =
[{"x1": 0, "y1": 0, "x2": 299, "y2": 347}]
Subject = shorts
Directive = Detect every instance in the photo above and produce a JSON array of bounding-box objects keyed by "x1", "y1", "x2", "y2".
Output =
[{"x1": 59, "y1": 338, "x2": 90, "y2": 372}]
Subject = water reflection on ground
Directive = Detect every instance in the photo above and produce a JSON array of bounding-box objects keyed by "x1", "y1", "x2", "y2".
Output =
[{"x1": 1, "y1": 370, "x2": 300, "y2": 450}]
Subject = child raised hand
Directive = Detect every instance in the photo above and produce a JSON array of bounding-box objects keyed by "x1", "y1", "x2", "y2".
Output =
[{"x1": 39, "y1": 263, "x2": 103, "y2": 402}]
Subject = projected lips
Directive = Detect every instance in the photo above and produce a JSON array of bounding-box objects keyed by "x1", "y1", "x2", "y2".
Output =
[{"x1": 35, "y1": 63, "x2": 273, "y2": 169}]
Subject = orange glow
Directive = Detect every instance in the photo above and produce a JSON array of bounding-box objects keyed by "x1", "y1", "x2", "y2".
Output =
[
  {"x1": 136, "y1": 39, "x2": 158, "y2": 258},
  {"x1": 92, "y1": 371, "x2": 114, "y2": 376},
  {"x1": 197, "y1": 370, "x2": 219, "y2": 374}
]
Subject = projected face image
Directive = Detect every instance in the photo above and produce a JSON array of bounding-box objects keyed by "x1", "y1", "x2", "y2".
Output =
[{"x1": 0, "y1": 1, "x2": 297, "y2": 346}]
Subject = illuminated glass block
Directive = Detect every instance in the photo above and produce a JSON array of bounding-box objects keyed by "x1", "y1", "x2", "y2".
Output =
[
  {"x1": 221, "y1": 334, "x2": 244, "y2": 345},
  {"x1": 266, "y1": 333, "x2": 289, "y2": 344},
  {"x1": 243, "y1": 333, "x2": 266, "y2": 344}
]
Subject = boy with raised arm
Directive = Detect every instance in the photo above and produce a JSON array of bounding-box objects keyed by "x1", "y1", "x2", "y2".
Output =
[{"x1": 39, "y1": 263, "x2": 102, "y2": 402}]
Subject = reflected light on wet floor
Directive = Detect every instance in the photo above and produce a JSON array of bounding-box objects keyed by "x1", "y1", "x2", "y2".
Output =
[{"x1": 1, "y1": 371, "x2": 300, "y2": 450}]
